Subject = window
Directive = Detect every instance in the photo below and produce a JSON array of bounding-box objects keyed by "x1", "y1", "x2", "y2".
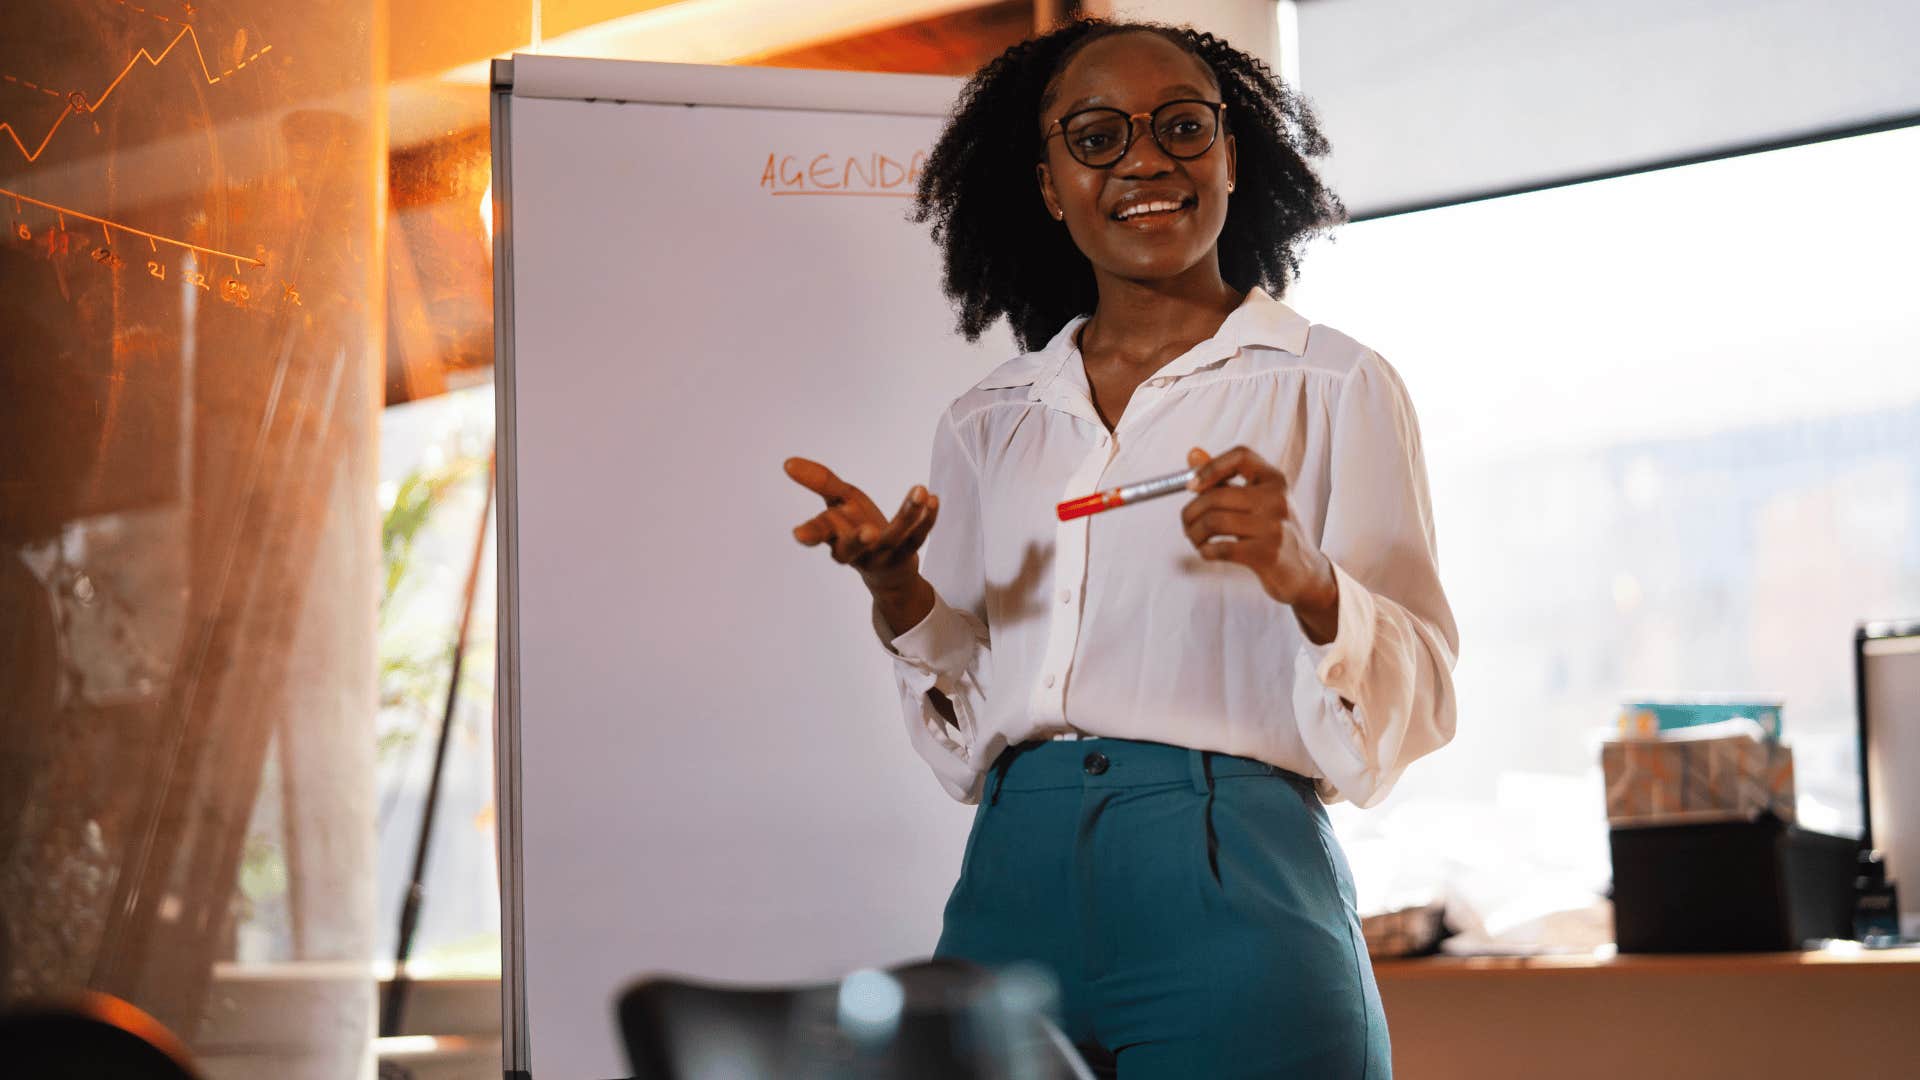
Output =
[
  {"x1": 372, "y1": 385, "x2": 500, "y2": 976},
  {"x1": 1287, "y1": 123, "x2": 1920, "y2": 932}
]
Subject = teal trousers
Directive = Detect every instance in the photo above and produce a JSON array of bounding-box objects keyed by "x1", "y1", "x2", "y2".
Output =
[{"x1": 934, "y1": 738, "x2": 1390, "y2": 1079}]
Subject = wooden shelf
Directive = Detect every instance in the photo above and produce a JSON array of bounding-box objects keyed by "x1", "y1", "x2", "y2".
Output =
[{"x1": 1374, "y1": 943, "x2": 1920, "y2": 980}]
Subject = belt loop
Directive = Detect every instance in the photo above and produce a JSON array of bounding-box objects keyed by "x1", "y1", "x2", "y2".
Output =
[
  {"x1": 1187, "y1": 749, "x2": 1213, "y2": 795},
  {"x1": 986, "y1": 748, "x2": 1015, "y2": 806}
]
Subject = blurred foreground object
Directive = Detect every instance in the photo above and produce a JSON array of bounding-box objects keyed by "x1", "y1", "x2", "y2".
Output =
[
  {"x1": 0, "y1": 991, "x2": 201, "y2": 1078},
  {"x1": 617, "y1": 957, "x2": 1092, "y2": 1080}
]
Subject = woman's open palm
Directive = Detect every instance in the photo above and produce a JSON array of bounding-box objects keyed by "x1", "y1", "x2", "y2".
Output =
[{"x1": 784, "y1": 457, "x2": 939, "y2": 592}]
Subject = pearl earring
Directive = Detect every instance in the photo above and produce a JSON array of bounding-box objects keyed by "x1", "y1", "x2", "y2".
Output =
[{"x1": 1227, "y1": 181, "x2": 1235, "y2": 193}]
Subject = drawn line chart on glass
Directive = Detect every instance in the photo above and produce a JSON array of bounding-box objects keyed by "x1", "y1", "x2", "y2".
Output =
[{"x1": 1, "y1": 3, "x2": 273, "y2": 270}]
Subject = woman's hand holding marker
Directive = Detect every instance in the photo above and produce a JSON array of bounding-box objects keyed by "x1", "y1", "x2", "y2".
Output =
[{"x1": 1181, "y1": 446, "x2": 1342, "y2": 646}]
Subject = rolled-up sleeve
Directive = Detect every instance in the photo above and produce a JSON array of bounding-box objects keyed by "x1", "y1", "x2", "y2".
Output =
[
  {"x1": 1291, "y1": 353, "x2": 1459, "y2": 808},
  {"x1": 874, "y1": 409, "x2": 993, "y2": 803}
]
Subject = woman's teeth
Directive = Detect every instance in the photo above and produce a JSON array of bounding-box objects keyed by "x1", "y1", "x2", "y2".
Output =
[{"x1": 1115, "y1": 199, "x2": 1187, "y2": 221}]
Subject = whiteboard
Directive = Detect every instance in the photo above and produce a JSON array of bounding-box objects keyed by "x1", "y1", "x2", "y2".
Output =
[{"x1": 491, "y1": 55, "x2": 1014, "y2": 1079}]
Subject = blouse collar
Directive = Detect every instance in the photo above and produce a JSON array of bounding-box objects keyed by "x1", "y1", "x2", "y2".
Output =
[{"x1": 978, "y1": 286, "x2": 1311, "y2": 396}]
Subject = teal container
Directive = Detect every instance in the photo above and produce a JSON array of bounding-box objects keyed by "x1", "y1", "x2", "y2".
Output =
[{"x1": 1619, "y1": 700, "x2": 1784, "y2": 741}]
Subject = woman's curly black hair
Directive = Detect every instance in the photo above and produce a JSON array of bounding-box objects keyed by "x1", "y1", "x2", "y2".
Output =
[{"x1": 912, "y1": 18, "x2": 1346, "y2": 353}]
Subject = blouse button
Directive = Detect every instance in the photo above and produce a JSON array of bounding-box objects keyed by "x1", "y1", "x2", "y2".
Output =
[
  {"x1": 1043, "y1": 674, "x2": 1057, "y2": 689},
  {"x1": 1059, "y1": 588, "x2": 1072, "y2": 605}
]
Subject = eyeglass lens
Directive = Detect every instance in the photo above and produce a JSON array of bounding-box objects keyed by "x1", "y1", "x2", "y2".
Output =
[{"x1": 1061, "y1": 101, "x2": 1219, "y2": 167}]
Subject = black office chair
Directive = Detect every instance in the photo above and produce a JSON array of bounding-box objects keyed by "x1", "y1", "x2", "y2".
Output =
[
  {"x1": 617, "y1": 956, "x2": 1091, "y2": 1080},
  {"x1": 0, "y1": 992, "x2": 203, "y2": 1079}
]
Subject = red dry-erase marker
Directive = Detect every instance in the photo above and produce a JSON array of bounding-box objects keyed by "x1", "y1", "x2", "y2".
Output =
[{"x1": 1057, "y1": 467, "x2": 1199, "y2": 521}]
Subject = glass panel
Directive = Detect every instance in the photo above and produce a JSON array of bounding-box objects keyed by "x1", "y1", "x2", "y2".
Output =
[{"x1": 1, "y1": 1, "x2": 385, "y2": 1075}]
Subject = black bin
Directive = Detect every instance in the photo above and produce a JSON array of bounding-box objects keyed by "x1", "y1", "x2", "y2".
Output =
[{"x1": 1609, "y1": 814, "x2": 1857, "y2": 953}]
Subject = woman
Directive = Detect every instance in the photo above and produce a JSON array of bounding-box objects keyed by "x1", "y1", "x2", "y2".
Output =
[{"x1": 785, "y1": 18, "x2": 1455, "y2": 1078}]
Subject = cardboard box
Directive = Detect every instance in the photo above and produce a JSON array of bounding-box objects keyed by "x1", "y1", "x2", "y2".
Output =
[{"x1": 1602, "y1": 725, "x2": 1795, "y2": 826}]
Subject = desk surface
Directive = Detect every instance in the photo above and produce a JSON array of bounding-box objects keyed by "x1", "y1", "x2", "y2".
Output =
[
  {"x1": 1374, "y1": 945, "x2": 1920, "y2": 1079},
  {"x1": 1374, "y1": 943, "x2": 1920, "y2": 980}
]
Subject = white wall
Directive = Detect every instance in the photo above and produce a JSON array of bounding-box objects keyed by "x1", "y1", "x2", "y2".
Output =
[{"x1": 1085, "y1": 0, "x2": 1281, "y2": 70}]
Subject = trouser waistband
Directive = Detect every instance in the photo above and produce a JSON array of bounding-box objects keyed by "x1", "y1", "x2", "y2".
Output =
[{"x1": 983, "y1": 737, "x2": 1314, "y2": 804}]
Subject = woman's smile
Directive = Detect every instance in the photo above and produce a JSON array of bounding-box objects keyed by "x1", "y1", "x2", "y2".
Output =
[{"x1": 1109, "y1": 190, "x2": 1199, "y2": 228}]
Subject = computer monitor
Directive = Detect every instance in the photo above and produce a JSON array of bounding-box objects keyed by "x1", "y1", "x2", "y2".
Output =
[{"x1": 1857, "y1": 619, "x2": 1920, "y2": 939}]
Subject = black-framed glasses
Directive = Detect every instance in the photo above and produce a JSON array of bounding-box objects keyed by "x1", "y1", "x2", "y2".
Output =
[{"x1": 1043, "y1": 99, "x2": 1227, "y2": 168}]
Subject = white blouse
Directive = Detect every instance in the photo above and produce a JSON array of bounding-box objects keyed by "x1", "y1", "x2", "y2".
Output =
[{"x1": 877, "y1": 288, "x2": 1457, "y2": 809}]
